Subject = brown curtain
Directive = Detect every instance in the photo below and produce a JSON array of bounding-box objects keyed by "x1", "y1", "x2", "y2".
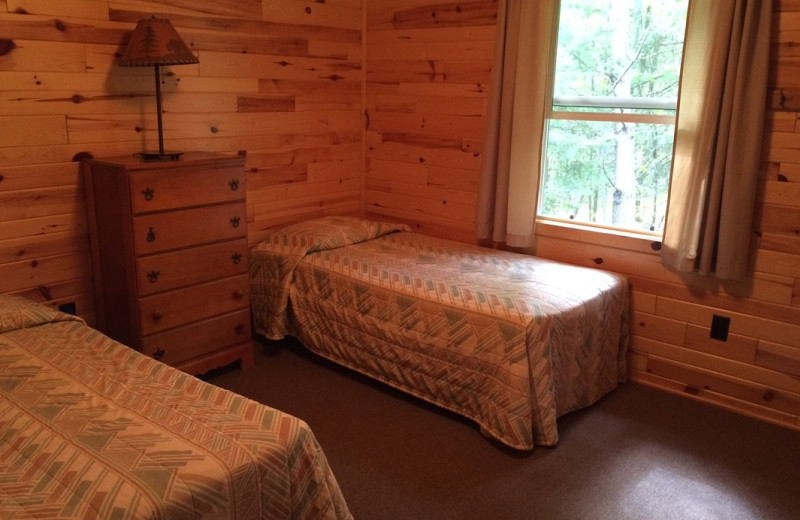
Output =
[
  {"x1": 662, "y1": 0, "x2": 772, "y2": 280},
  {"x1": 476, "y1": 0, "x2": 558, "y2": 247}
]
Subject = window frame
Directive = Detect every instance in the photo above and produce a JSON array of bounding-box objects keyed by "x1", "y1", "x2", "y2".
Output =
[{"x1": 536, "y1": 1, "x2": 688, "y2": 240}]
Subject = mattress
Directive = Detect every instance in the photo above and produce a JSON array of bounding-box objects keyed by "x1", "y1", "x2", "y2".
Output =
[
  {"x1": 0, "y1": 294, "x2": 352, "y2": 520},
  {"x1": 250, "y1": 216, "x2": 630, "y2": 451}
]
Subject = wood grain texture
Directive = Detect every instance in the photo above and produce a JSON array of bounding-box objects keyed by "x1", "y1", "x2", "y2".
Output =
[
  {"x1": 0, "y1": 0, "x2": 363, "y2": 321},
  {"x1": 1, "y1": 0, "x2": 799, "y2": 433}
]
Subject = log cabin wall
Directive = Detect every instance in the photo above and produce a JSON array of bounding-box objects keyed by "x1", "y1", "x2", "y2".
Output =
[
  {"x1": 1, "y1": 0, "x2": 799, "y2": 434},
  {"x1": 365, "y1": 1, "x2": 800, "y2": 433},
  {"x1": 0, "y1": 0, "x2": 363, "y2": 322},
  {"x1": 364, "y1": 1, "x2": 495, "y2": 242}
]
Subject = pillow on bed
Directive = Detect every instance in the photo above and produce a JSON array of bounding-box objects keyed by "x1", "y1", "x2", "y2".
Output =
[
  {"x1": 254, "y1": 215, "x2": 411, "y2": 255},
  {"x1": 0, "y1": 294, "x2": 83, "y2": 333},
  {"x1": 250, "y1": 216, "x2": 411, "y2": 339}
]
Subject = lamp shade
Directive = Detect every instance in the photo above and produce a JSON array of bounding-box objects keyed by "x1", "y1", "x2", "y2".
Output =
[{"x1": 118, "y1": 16, "x2": 198, "y2": 67}]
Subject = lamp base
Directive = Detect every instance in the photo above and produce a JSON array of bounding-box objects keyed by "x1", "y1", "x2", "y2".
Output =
[{"x1": 135, "y1": 150, "x2": 184, "y2": 161}]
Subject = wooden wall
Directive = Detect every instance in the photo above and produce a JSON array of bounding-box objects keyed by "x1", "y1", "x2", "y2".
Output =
[
  {"x1": 2, "y1": 0, "x2": 799, "y2": 434},
  {"x1": 0, "y1": 0, "x2": 364, "y2": 322},
  {"x1": 364, "y1": 1, "x2": 495, "y2": 242}
]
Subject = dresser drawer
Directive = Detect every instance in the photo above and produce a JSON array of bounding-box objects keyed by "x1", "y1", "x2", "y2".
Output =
[
  {"x1": 133, "y1": 202, "x2": 246, "y2": 255},
  {"x1": 138, "y1": 275, "x2": 248, "y2": 335},
  {"x1": 130, "y1": 164, "x2": 244, "y2": 214},
  {"x1": 140, "y1": 309, "x2": 251, "y2": 367},
  {"x1": 136, "y1": 239, "x2": 248, "y2": 296}
]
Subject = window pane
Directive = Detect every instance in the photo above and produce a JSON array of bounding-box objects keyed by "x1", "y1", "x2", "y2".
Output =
[
  {"x1": 553, "y1": 0, "x2": 687, "y2": 103},
  {"x1": 540, "y1": 119, "x2": 674, "y2": 233},
  {"x1": 539, "y1": 0, "x2": 688, "y2": 235}
]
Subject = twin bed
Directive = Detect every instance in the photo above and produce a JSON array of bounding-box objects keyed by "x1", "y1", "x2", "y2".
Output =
[
  {"x1": 0, "y1": 294, "x2": 352, "y2": 519},
  {"x1": 249, "y1": 216, "x2": 630, "y2": 451},
  {"x1": 0, "y1": 214, "x2": 629, "y2": 517}
]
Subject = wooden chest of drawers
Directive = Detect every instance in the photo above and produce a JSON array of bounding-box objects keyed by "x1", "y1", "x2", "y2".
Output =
[{"x1": 82, "y1": 152, "x2": 253, "y2": 375}]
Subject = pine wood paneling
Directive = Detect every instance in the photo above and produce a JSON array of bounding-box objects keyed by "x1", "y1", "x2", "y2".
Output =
[
  {"x1": 0, "y1": 252, "x2": 90, "y2": 294},
  {"x1": 7, "y1": 0, "x2": 109, "y2": 19},
  {"x1": 0, "y1": 15, "x2": 126, "y2": 45},
  {"x1": 631, "y1": 336, "x2": 800, "y2": 398},
  {"x1": 753, "y1": 248, "x2": 800, "y2": 278},
  {"x1": 0, "y1": 186, "x2": 83, "y2": 220},
  {"x1": 368, "y1": 139, "x2": 481, "y2": 170},
  {"x1": 777, "y1": 161, "x2": 800, "y2": 182},
  {"x1": 683, "y1": 324, "x2": 759, "y2": 364},
  {"x1": 0, "y1": 162, "x2": 79, "y2": 189},
  {"x1": 655, "y1": 297, "x2": 800, "y2": 349},
  {"x1": 106, "y1": 2, "x2": 261, "y2": 20},
  {"x1": 647, "y1": 356, "x2": 800, "y2": 416},
  {"x1": 261, "y1": 0, "x2": 362, "y2": 30},
  {"x1": 367, "y1": 38, "x2": 493, "y2": 61},
  {"x1": 1, "y1": 0, "x2": 799, "y2": 434},
  {"x1": 0, "y1": 214, "x2": 86, "y2": 241},
  {"x1": 0, "y1": 0, "x2": 363, "y2": 319},
  {"x1": 368, "y1": 0, "x2": 497, "y2": 30},
  {"x1": 1, "y1": 115, "x2": 68, "y2": 146},
  {"x1": 632, "y1": 291, "x2": 657, "y2": 313},
  {"x1": 762, "y1": 178, "x2": 800, "y2": 205},
  {"x1": 0, "y1": 232, "x2": 88, "y2": 265},
  {"x1": 757, "y1": 340, "x2": 800, "y2": 377},
  {"x1": 0, "y1": 39, "x2": 87, "y2": 72},
  {"x1": 632, "y1": 311, "x2": 688, "y2": 346},
  {"x1": 2, "y1": 91, "x2": 238, "y2": 116},
  {"x1": 364, "y1": 1, "x2": 492, "y2": 234},
  {"x1": 627, "y1": 274, "x2": 800, "y2": 326},
  {"x1": 199, "y1": 51, "x2": 361, "y2": 81}
]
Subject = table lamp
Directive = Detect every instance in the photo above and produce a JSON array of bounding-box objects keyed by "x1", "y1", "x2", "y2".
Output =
[{"x1": 118, "y1": 16, "x2": 199, "y2": 160}]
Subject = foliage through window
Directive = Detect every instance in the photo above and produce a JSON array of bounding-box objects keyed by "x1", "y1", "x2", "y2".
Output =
[{"x1": 539, "y1": 0, "x2": 689, "y2": 235}]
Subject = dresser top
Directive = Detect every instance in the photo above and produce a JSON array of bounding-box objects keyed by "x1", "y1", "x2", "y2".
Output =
[{"x1": 83, "y1": 151, "x2": 246, "y2": 171}]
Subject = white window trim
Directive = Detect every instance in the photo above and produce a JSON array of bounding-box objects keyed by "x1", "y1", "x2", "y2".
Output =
[
  {"x1": 553, "y1": 95, "x2": 677, "y2": 110},
  {"x1": 548, "y1": 110, "x2": 675, "y2": 125},
  {"x1": 550, "y1": 95, "x2": 677, "y2": 124}
]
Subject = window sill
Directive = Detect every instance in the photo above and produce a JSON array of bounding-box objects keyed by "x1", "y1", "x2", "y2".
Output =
[{"x1": 535, "y1": 218, "x2": 663, "y2": 255}]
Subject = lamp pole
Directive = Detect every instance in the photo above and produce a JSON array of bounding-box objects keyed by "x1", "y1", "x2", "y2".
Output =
[{"x1": 153, "y1": 64, "x2": 165, "y2": 156}]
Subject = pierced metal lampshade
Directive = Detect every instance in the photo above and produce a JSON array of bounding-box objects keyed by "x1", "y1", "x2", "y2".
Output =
[{"x1": 119, "y1": 16, "x2": 198, "y2": 160}]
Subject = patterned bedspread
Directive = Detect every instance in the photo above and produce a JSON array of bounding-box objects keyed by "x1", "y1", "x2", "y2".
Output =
[
  {"x1": 0, "y1": 294, "x2": 352, "y2": 520},
  {"x1": 250, "y1": 216, "x2": 629, "y2": 451}
]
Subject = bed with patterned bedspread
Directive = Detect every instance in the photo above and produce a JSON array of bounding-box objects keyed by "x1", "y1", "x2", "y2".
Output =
[
  {"x1": 249, "y1": 216, "x2": 630, "y2": 451},
  {"x1": 0, "y1": 294, "x2": 352, "y2": 520}
]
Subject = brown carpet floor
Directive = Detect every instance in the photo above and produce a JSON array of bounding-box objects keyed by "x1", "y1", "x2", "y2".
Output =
[{"x1": 207, "y1": 337, "x2": 800, "y2": 520}]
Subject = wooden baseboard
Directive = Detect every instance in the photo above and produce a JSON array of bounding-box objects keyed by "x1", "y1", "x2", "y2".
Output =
[{"x1": 629, "y1": 370, "x2": 800, "y2": 432}]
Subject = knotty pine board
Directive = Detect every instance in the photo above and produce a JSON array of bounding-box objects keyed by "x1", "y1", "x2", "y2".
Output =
[{"x1": 261, "y1": 0, "x2": 362, "y2": 30}]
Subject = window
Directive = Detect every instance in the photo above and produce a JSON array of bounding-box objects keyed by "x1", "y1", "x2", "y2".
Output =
[{"x1": 538, "y1": 0, "x2": 689, "y2": 235}]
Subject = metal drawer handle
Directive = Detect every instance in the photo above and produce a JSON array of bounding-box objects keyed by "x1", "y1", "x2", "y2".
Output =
[
  {"x1": 141, "y1": 187, "x2": 155, "y2": 201},
  {"x1": 230, "y1": 216, "x2": 240, "y2": 228},
  {"x1": 231, "y1": 252, "x2": 242, "y2": 264},
  {"x1": 228, "y1": 178, "x2": 240, "y2": 191},
  {"x1": 147, "y1": 270, "x2": 160, "y2": 283},
  {"x1": 146, "y1": 227, "x2": 156, "y2": 242},
  {"x1": 153, "y1": 349, "x2": 165, "y2": 361}
]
